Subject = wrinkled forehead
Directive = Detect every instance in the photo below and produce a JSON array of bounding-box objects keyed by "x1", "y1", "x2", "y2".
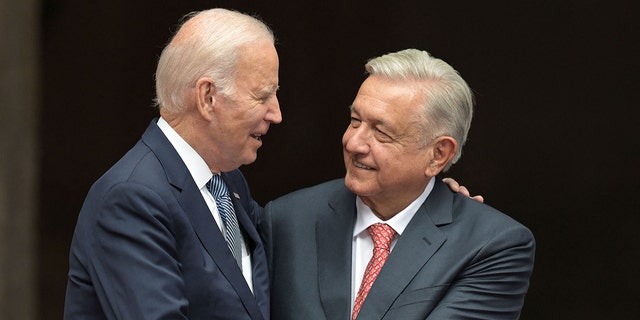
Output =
[{"x1": 354, "y1": 76, "x2": 425, "y2": 111}]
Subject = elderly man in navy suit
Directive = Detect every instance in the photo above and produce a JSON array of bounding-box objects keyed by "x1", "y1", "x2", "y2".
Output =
[
  {"x1": 263, "y1": 49, "x2": 535, "y2": 319},
  {"x1": 64, "y1": 9, "x2": 280, "y2": 319}
]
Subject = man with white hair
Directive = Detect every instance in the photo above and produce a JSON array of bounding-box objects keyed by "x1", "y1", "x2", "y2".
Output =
[
  {"x1": 64, "y1": 9, "x2": 280, "y2": 319},
  {"x1": 263, "y1": 49, "x2": 535, "y2": 319}
]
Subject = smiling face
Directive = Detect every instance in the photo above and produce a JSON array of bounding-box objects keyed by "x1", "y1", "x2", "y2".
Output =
[
  {"x1": 343, "y1": 75, "x2": 440, "y2": 218},
  {"x1": 208, "y1": 41, "x2": 282, "y2": 171}
]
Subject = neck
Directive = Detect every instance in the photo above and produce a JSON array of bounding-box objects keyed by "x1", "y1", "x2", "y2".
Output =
[
  {"x1": 360, "y1": 196, "x2": 414, "y2": 221},
  {"x1": 160, "y1": 111, "x2": 224, "y2": 173},
  {"x1": 359, "y1": 180, "x2": 431, "y2": 220}
]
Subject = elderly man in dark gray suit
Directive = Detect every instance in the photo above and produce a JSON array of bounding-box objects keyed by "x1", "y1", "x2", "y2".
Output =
[{"x1": 262, "y1": 49, "x2": 535, "y2": 319}]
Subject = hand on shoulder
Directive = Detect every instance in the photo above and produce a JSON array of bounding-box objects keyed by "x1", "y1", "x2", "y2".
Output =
[{"x1": 442, "y1": 177, "x2": 484, "y2": 203}]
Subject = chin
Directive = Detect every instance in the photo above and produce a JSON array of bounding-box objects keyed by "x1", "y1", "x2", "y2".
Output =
[
  {"x1": 235, "y1": 149, "x2": 256, "y2": 165},
  {"x1": 344, "y1": 175, "x2": 363, "y2": 195},
  {"x1": 242, "y1": 155, "x2": 258, "y2": 166},
  {"x1": 345, "y1": 175, "x2": 381, "y2": 198}
]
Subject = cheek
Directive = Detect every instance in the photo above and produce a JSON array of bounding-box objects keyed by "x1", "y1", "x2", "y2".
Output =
[
  {"x1": 233, "y1": 115, "x2": 260, "y2": 135},
  {"x1": 341, "y1": 130, "x2": 351, "y2": 148}
]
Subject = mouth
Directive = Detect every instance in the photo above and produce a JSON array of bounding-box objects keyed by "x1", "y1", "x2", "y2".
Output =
[
  {"x1": 353, "y1": 161, "x2": 373, "y2": 170},
  {"x1": 251, "y1": 133, "x2": 262, "y2": 141}
]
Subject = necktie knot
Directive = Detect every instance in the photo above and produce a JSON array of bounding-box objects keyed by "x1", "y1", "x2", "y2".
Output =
[
  {"x1": 368, "y1": 223, "x2": 396, "y2": 251},
  {"x1": 207, "y1": 174, "x2": 228, "y2": 199}
]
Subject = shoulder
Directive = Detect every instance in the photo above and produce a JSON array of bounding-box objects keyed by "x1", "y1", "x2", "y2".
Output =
[
  {"x1": 79, "y1": 138, "x2": 181, "y2": 220},
  {"x1": 269, "y1": 178, "x2": 347, "y2": 207},
  {"x1": 264, "y1": 179, "x2": 350, "y2": 225},
  {"x1": 436, "y1": 193, "x2": 536, "y2": 259},
  {"x1": 262, "y1": 179, "x2": 350, "y2": 243},
  {"x1": 94, "y1": 141, "x2": 165, "y2": 191},
  {"x1": 425, "y1": 179, "x2": 534, "y2": 249},
  {"x1": 456, "y1": 194, "x2": 531, "y2": 235},
  {"x1": 429, "y1": 178, "x2": 531, "y2": 235}
]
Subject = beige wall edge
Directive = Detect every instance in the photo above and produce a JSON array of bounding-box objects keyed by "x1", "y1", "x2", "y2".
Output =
[{"x1": 0, "y1": 0, "x2": 40, "y2": 319}]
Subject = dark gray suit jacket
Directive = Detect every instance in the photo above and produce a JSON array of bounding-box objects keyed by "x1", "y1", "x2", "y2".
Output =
[
  {"x1": 262, "y1": 178, "x2": 535, "y2": 319},
  {"x1": 64, "y1": 119, "x2": 269, "y2": 320}
]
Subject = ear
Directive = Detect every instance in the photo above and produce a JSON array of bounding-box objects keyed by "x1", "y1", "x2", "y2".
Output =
[
  {"x1": 195, "y1": 77, "x2": 216, "y2": 121},
  {"x1": 425, "y1": 136, "x2": 458, "y2": 177}
]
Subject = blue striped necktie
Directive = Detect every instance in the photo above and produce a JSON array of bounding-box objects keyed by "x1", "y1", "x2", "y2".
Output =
[{"x1": 207, "y1": 174, "x2": 242, "y2": 269}]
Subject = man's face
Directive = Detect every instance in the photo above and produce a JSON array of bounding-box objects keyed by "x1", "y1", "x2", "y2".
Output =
[
  {"x1": 212, "y1": 41, "x2": 281, "y2": 170},
  {"x1": 343, "y1": 75, "x2": 434, "y2": 215}
]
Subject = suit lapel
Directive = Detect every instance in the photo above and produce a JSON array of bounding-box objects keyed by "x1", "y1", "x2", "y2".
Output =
[
  {"x1": 356, "y1": 178, "x2": 452, "y2": 319},
  {"x1": 142, "y1": 120, "x2": 263, "y2": 320},
  {"x1": 178, "y1": 183, "x2": 263, "y2": 319},
  {"x1": 317, "y1": 188, "x2": 357, "y2": 320},
  {"x1": 176, "y1": 179, "x2": 248, "y2": 279},
  {"x1": 223, "y1": 173, "x2": 270, "y2": 319}
]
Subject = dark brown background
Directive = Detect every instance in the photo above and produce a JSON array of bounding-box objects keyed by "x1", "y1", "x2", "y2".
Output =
[{"x1": 41, "y1": 0, "x2": 639, "y2": 319}]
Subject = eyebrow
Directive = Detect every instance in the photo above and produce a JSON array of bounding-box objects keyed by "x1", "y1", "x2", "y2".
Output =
[
  {"x1": 259, "y1": 85, "x2": 279, "y2": 97},
  {"x1": 349, "y1": 105, "x2": 393, "y2": 132}
]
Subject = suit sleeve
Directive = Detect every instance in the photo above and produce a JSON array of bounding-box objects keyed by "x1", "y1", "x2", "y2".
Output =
[
  {"x1": 426, "y1": 225, "x2": 536, "y2": 320},
  {"x1": 86, "y1": 182, "x2": 188, "y2": 319}
]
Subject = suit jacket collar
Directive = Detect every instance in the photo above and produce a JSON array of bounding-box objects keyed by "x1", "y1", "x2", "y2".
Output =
[
  {"x1": 317, "y1": 177, "x2": 453, "y2": 320},
  {"x1": 317, "y1": 185, "x2": 357, "y2": 320},
  {"x1": 141, "y1": 119, "x2": 265, "y2": 320},
  {"x1": 141, "y1": 119, "x2": 190, "y2": 191}
]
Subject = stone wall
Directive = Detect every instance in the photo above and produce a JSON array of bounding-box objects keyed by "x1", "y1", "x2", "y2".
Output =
[{"x1": 0, "y1": 0, "x2": 39, "y2": 318}]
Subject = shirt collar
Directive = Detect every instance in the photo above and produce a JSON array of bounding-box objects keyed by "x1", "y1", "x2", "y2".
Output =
[
  {"x1": 353, "y1": 178, "x2": 436, "y2": 237},
  {"x1": 156, "y1": 117, "x2": 213, "y2": 189}
]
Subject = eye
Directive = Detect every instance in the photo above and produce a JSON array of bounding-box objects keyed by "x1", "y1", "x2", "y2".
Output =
[
  {"x1": 374, "y1": 127, "x2": 393, "y2": 142},
  {"x1": 350, "y1": 116, "x2": 361, "y2": 128},
  {"x1": 258, "y1": 86, "x2": 279, "y2": 103}
]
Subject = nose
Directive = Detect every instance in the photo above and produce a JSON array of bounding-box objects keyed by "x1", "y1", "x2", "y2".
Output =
[
  {"x1": 265, "y1": 97, "x2": 282, "y2": 124},
  {"x1": 343, "y1": 125, "x2": 369, "y2": 154}
]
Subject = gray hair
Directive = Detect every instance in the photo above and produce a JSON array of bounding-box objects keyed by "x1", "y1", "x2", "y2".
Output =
[
  {"x1": 154, "y1": 8, "x2": 274, "y2": 113},
  {"x1": 365, "y1": 49, "x2": 474, "y2": 170}
]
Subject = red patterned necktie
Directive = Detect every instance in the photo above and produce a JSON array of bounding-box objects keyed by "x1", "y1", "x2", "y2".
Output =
[{"x1": 352, "y1": 223, "x2": 396, "y2": 320}]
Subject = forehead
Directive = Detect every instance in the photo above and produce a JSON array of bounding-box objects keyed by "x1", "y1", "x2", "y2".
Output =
[
  {"x1": 352, "y1": 76, "x2": 425, "y2": 121},
  {"x1": 235, "y1": 42, "x2": 279, "y2": 81}
]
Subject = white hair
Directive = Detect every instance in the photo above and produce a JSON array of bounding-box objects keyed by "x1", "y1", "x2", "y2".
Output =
[
  {"x1": 365, "y1": 49, "x2": 474, "y2": 170},
  {"x1": 154, "y1": 8, "x2": 274, "y2": 113}
]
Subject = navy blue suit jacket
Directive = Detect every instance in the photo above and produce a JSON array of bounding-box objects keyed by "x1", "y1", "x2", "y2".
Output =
[
  {"x1": 263, "y1": 178, "x2": 535, "y2": 319},
  {"x1": 64, "y1": 119, "x2": 269, "y2": 320}
]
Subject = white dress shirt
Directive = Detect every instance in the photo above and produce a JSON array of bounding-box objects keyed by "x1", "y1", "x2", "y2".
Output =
[
  {"x1": 351, "y1": 178, "x2": 435, "y2": 309},
  {"x1": 156, "y1": 117, "x2": 253, "y2": 292}
]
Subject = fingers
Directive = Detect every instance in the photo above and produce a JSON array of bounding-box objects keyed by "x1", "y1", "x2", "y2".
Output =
[
  {"x1": 442, "y1": 177, "x2": 460, "y2": 192},
  {"x1": 442, "y1": 177, "x2": 484, "y2": 203},
  {"x1": 458, "y1": 186, "x2": 471, "y2": 197}
]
